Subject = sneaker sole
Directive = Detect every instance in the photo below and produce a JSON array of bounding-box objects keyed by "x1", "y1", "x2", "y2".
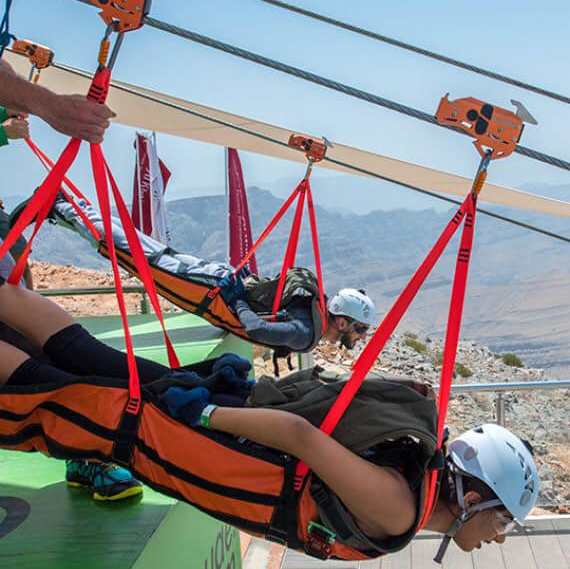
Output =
[
  {"x1": 67, "y1": 480, "x2": 143, "y2": 501},
  {"x1": 93, "y1": 485, "x2": 144, "y2": 502},
  {"x1": 67, "y1": 480, "x2": 88, "y2": 489}
]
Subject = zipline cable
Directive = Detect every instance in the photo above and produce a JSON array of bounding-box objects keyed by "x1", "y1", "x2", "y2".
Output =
[
  {"x1": 73, "y1": 65, "x2": 569, "y2": 245},
  {"x1": 258, "y1": 0, "x2": 570, "y2": 106},
  {"x1": 71, "y1": 1, "x2": 570, "y2": 173},
  {"x1": 141, "y1": 16, "x2": 570, "y2": 174}
]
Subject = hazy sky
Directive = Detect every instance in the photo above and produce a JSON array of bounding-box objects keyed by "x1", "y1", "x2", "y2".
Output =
[{"x1": 3, "y1": 0, "x2": 570, "y2": 212}]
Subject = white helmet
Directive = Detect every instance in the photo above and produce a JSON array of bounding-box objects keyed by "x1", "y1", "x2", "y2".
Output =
[
  {"x1": 434, "y1": 424, "x2": 539, "y2": 563},
  {"x1": 448, "y1": 423, "x2": 539, "y2": 523},
  {"x1": 328, "y1": 288, "x2": 376, "y2": 326}
]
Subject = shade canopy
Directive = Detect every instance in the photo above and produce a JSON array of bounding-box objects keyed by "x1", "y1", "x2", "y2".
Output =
[{"x1": 7, "y1": 50, "x2": 570, "y2": 217}]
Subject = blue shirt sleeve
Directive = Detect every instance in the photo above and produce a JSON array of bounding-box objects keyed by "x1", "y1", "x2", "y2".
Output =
[{"x1": 234, "y1": 299, "x2": 313, "y2": 351}]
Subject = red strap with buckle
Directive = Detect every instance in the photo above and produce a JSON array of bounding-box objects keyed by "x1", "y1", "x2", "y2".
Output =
[
  {"x1": 271, "y1": 180, "x2": 307, "y2": 314},
  {"x1": 293, "y1": 193, "x2": 471, "y2": 489},
  {"x1": 418, "y1": 193, "x2": 478, "y2": 529}
]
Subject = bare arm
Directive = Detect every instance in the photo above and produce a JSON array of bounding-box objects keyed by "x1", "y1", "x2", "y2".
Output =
[
  {"x1": 210, "y1": 406, "x2": 416, "y2": 537},
  {"x1": 0, "y1": 59, "x2": 115, "y2": 143}
]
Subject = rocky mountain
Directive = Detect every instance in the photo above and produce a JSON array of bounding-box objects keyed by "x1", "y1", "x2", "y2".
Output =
[{"x1": 10, "y1": 185, "x2": 570, "y2": 376}]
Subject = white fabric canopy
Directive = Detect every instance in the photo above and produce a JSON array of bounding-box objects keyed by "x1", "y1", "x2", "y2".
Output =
[{"x1": 7, "y1": 50, "x2": 570, "y2": 217}]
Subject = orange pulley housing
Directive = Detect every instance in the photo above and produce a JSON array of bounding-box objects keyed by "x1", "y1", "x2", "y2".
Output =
[
  {"x1": 12, "y1": 39, "x2": 54, "y2": 69},
  {"x1": 288, "y1": 134, "x2": 328, "y2": 162},
  {"x1": 435, "y1": 94, "x2": 529, "y2": 159},
  {"x1": 90, "y1": 0, "x2": 152, "y2": 32}
]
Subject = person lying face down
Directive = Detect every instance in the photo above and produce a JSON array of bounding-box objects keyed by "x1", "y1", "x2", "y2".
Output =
[
  {"x1": 11, "y1": 196, "x2": 376, "y2": 355},
  {"x1": 0, "y1": 279, "x2": 539, "y2": 563}
]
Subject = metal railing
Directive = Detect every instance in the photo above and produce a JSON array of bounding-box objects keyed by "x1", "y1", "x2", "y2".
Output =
[
  {"x1": 450, "y1": 380, "x2": 570, "y2": 426},
  {"x1": 39, "y1": 287, "x2": 570, "y2": 426},
  {"x1": 39, "y1": 286, "x2": 151, "y2": 314}
]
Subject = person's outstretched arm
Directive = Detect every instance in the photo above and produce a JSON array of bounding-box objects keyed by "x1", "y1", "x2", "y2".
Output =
[
  {"x1": 210, "y1": 406, "x2": 416, "y2": 538},
  {"x1": 233, "y1": 299, "x2": 312, "y2": 351},
  {"x1": 0, "y1": 59, "x2": 114, "y2": 143}
]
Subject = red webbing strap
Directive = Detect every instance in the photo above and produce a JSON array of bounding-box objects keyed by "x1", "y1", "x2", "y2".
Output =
[
  {"x1": 418, "y1": 193, "x2": 478, "y2": 529},
  {"x1": 25, "y1": 138, "x2": 101, "y2": 241},
  {"x1": 8, "y1": 186, "x2": 62, "y2": 285},
  {"x1": 0, "y1": 137, "x2": 82, "y2": 283},
  {"x1": 271, "y1": 180, "x2": 307, "y2": 315},
  {"x1": 293, "y1": 194, "x2": 471, "y2": 489},
  {"x1": 91, "y1": 143, "x2": 141, "y2": 413},
  {"x1": 103, "y1": 158, "x2": 180, "y2": 369},
  {"x1": 202, "y1": 181, "x2": 303, "y2": 305},
  {"x1": 305, "y1": 180, "x2": 327, "y2": 332},
  {"x1": 233, "y1": 181, "x2": 303, "y2": 275},
  {"x1": 25, "y1": 137, "x2": 92, "y2": 204},
  {"x1": 84, "y1": 66, "x2": 141, "y2": 413}
]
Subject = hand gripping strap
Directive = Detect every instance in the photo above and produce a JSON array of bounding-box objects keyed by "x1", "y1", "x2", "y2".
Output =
[
  {"x1": 0, "y1": 66, "x2": 112, "y2": 282},
  {"x1": 293, "y1": 193, "x2": 471, "y2": 489}
]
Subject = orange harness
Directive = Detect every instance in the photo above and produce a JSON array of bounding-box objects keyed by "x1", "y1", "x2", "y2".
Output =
[{"x1": 0, "y1": 374, "x2": 428, "y2": 561}]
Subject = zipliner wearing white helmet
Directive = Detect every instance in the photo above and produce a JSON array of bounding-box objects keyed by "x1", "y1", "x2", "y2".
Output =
[
  {"x1": 13, "y1": 196, "x2": 376, "y2": 355},
  {"x1": 326, "y1": 288, "x2": 376, "y2": 349},
  {"x1": 430, "y1": 424, "x2": 539, "y2": 561}
]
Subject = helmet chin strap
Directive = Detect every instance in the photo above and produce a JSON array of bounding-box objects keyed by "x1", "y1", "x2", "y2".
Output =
[{"x1": 434, "y1": 471, "x2": 502, "y2": 563}]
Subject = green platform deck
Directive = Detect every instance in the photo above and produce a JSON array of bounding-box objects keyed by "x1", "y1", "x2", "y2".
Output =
[{"x1": 0, "y1": 313, "x2": 250, "y2": 569}]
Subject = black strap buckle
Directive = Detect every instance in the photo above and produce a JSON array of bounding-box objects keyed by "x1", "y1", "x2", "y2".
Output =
[
  {"x1": 111, "y1": 404, "x2": 141, "y2": 467},
  {"x1": 428, "y1": 449, "x2": 446, "y2": 471},
  {"x1": 304, "y1": 522, "x2": 336, "y2": 560},
  {"x1": 195, "y1": 287, "x2": 219, "y2": 316},
  {"x1": 265, "y1": 524, "x2": 288, "y2": 546}
]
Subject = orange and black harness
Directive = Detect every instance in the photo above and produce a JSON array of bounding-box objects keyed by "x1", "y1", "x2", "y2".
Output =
[{"x1": 0, "y1": 365, "x2": 438, "y2": 561}]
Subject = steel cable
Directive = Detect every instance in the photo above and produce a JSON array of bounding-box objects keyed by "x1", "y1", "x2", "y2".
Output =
[
  {"x1": 92, "y1": 71, "x2": 570, "y2": 244},
  {"x1": 259, "y1": 0, "x2": 570, "y2": 105},
  {"x1": 144, "y1": 16, "x2": 570, "y2": 173}
]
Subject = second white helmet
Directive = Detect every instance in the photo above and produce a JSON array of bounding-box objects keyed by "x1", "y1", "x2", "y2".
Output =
[
  {"x1": 448, "y1": 423, "x2": 539, "y2": 522},
  {"x1": 328, "y1": 288, "x2": 376, "y2": 326}
]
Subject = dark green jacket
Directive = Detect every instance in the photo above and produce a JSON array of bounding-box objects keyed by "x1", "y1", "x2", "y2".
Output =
[{"x1": 0, "y1": 106, "x2": 9, "y2": 147}]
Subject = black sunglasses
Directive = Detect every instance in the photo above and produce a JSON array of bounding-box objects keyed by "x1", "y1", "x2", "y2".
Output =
[{"x1": 352, "y1": 323, "x2": 370, "y2": 335}]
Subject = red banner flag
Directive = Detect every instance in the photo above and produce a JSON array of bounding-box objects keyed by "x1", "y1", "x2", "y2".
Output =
[
  {"x1": 227, "y1": 148, "x2": 258, "y2": 274},
  {"x1": 132, "y1": 132, "x2": 172, "y2": 243}
]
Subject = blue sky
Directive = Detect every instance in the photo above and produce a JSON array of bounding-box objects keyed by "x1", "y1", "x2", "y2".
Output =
[{"x1": 3, "y1": 0, "x2": 570, "y2": 212}]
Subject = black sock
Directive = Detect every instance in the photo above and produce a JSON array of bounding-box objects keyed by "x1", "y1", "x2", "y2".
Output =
[
  {"x1": 43, "y1": 323, "x2": 169, "y2": 382},
  {"x1": 6, "y1": 358, "x2": 75, "y2": 386}
]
